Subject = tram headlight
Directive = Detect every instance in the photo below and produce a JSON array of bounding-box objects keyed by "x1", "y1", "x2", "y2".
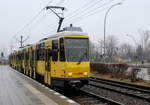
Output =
[
  {"x1": 68, "y1": 72, "x2": 73, "y2": 76},
  {"x1": 84, "y1": 72, "x2": 88, "y2": 75}
]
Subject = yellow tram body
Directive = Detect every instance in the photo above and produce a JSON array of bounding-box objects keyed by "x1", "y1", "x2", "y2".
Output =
[{"x1": 9, "y1": 31, "x2": 90, "y2": 88}]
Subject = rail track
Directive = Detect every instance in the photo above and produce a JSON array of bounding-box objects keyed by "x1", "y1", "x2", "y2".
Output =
[
  {"x1": 89, "y1": 77, "x2": 150, "y2": 102},
  {"x1": 62, "y1": 89, "x2": 123, "y2": 105}
]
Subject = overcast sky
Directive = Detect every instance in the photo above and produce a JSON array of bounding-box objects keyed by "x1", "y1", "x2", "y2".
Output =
[{"x1": 0, "y1": 0, "x2": 150, "y2": 55}]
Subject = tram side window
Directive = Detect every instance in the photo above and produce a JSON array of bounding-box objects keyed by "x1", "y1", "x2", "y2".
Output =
[
  {"x1": 36, "y1": 49, "x2": 44, "y2": 60},
  {"x1": 60, "y1": 38, "x2": 66, "y2": 61},
  {"x1": 27, "y1": 52, "x2": 29, "y2": 60},
  {"x1": 18, "y1": 54, "x2": 20, "y2": 60},
  {"x1": 36, "y1": 43, "x2": 45, "y2": 60},
  {"x1": 32, "y1": 51, "x2": 34, "y2": 61},
  {"x1": 36, "y1": 49, "x2": 39, "y2": 60},
  {"x1": 21, "y1": 54, "x2": 23, "y2": 60},
  {"x1": 21, "y1": 53, "x2": 23, "y2": 60},
  {"x1": 23, "y1": 52, "x2": 26, "y2": 60},
  {"x1": 20, "y1": 53, "x2": 22, "y2": 60},
  {"x1": 52, "y1": 40, "x2": 58, "y2": 61},
  {"x1": 25, "y1": 52, "x2": 27, "y2": 60},
  {"x1": 40, "y1": 49, "x2": 45, "y2": 60},
  {"x1": 26, "y1": 52, "x2": 29, "y2": 60}
]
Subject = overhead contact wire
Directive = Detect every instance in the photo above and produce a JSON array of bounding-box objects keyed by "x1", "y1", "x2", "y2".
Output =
[
  {"x1": 65, "y1": 0, "x2": 104, "y2": 21},
  {"x1": 64, "y1": 0, "x2": 115, "y2": 25},
  {"x1": 13, "y1": 0, "x2": 54, "y2": 36}
]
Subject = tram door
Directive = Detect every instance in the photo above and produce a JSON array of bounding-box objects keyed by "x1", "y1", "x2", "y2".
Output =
[{"x1": 45, "y1": 49, "x2": 51, "y2": 85}]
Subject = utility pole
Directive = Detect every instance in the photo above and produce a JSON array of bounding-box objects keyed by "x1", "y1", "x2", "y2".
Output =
[
  {"x1": 20, "y1": 35, "x2": 23, "y2": 48},
  {"x1": 15, "y1": 35, "x2": 30, "y2": 48}
]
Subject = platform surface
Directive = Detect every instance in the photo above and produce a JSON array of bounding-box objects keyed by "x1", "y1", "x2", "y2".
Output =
[{"x1": 0, "y1": 66, "x2": 78, "y2": 105}]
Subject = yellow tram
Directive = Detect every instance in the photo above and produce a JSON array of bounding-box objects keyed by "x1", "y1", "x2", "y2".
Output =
[{"x1": 9, "y1": 28, "x2": 90, "y2": 88}]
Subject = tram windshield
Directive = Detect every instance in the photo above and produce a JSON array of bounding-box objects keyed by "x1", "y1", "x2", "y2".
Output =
[{"x1": 65, "y1": 38, "x2": 89, "y2": 62}]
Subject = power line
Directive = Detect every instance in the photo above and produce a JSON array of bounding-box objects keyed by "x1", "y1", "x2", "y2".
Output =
[
  {"x1": 56, "y1": 0, "x2": 66, "y2": 5},
  {"x1": 16, "y1": 0, "x2": 68, "y2": 37},
  {"x1": 68, "y1": 6, "x2": 111, "y2": 24},
  {"x1": 76, "y1": 0, "x2": 125, "y2": 24},
  {"x1": 13, "y1": 0, "x2": 54, "y2": 36},
  {"x1": 44, "y1": 0, "x2": 114, "y2": 35},
  {"x1": 65, "y1": 0, "x2": 94, "y2": 17},
  {"x1": 21, "y1": 0, "x2": 120, "y2": 37},
  {"x1": 23, "y1": 12, "x2": 49, "y2": 35},
  {"x1": 35, "y1": 1, "x2": 113, "y2": 39},
  {"x1": 65, "y1": 0, "x2": 104, "y2": 20},
  {"x1": 40, "y1": 0, "x2": 116, "y2": 36},
  {"x1": 16, "y1": 0, "x2": 110, "y2": 36},
  {"x1": 64, "y1": 0, "x2": 115, "y2": 25}
]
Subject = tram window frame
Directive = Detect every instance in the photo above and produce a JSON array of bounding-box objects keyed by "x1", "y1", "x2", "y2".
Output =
[
  {"x1": 20, "y1": 53, "x2": 22, "y2": 60},
  {"x1": 23, "y1": 51, "x2": 26, "y2": 60},
  {"x1": 45, "y1": 49, "x2": 51, "y2": 71},
  {"x1": 59, "y1": 38, "x2": 66, "y2": 61},
  {"x1": 36, "y1": 43, "x2": 45, "y2": 61},
  {"x1": 40, "y1": 49, "x2": 45, "y2": 60},
  {"x1": 18, "y1": 53, "x2": 20, "y2": 60},
  {"x1": 31, "y1": 50, "x2": 34, "y2": 61},
  {"x1": 25, "y1": 52, "x2": 27, "y2": 60},
  {"x1": 27, "y1": 52, "x2": 29, "y2": 60},
  {"x1": 36, "y1": 49, "x2": 39, "y2": 60},
  {"x1": 52, "y1": 40, "x2": 58, "y2": 61},
  {"x1": 26, "y1": 51, "x2": 29, "y2": 60}
]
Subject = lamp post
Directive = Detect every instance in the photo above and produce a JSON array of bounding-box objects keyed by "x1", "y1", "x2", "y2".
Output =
[{"x1": 103, "y1": 2, "x2": 122, "y2": 62}]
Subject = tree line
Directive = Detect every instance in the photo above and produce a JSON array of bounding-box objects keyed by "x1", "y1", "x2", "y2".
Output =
[{"x1": 90, "y1": 30, "x2": 150, "y2": 63}]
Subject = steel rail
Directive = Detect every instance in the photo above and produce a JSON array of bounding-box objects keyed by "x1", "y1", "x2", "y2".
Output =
[
  {"x1": 89, "y1": 77, "x2": 150, "y2": 102},
  {"x1": 90, "y1": 77, "x2": 150, "y2": 92},
  {"x1": 80, "y1": 89, "x2": 124, "y2": 105},
  {"x1": 90, "y1": 77, "x2": 150, "y2": 94}
]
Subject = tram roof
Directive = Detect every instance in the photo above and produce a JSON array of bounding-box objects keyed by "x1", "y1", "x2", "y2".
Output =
[
  {"x1": 48, "y1": 31, "x2": 88, "y2": 38},
  {"x1": 38, "y1": 31, "x2": 88, "y2": 44}
]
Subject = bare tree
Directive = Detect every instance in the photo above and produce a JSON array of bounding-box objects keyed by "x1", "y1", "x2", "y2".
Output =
[
  {"x1": 98, "y1": 39, "x2": 104, "y2": 56},
  {"x1": 136, "y1": 45, "x2": 143, "y2": 61},
  {"x1": 119, "y1": 43, "x2": 134, "y2": 60},
  {"x1": 139, "y1": 30, "x2": 150, "y2": 50},
  {"x1": 105, "y1": 35, "x2": 119, "y2": 62},
  {"x1": 139, "y1": 30, "x2": 150, "y2": 61},
  {"x1": 90, "y1": 29, "x2": 150, "y2": 63},
  {"x1": 89, "y1": 41, "x2": 98, "y2": 62}
]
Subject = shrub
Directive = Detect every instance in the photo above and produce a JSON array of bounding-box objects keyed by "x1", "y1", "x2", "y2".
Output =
[{"x1": 90, "y1": 63, "x2": 128, "y2": 79}]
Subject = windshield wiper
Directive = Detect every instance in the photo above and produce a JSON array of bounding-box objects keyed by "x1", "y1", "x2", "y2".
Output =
[{"x1": 77, "y1": 50, "x2": 87, "y2": 65}]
